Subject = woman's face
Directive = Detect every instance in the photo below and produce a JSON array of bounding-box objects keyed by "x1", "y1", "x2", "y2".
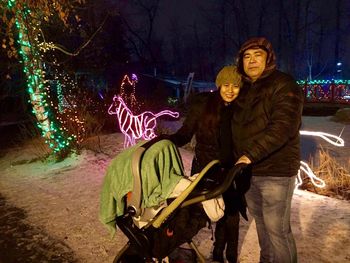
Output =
[{"x1": 220, "y1": 83, "x2": 240, "y2": 103}]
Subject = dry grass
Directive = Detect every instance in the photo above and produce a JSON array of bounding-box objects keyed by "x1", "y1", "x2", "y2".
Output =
[
  {"x1": 330, "y1": 108, "x2": 350, "y2": 124},
  {"x1": 16, "y1": 121, "x2": 51, "y2": 161},
  {"x1": 301, "y1": 147, "x2": 350, "y2": 200}
]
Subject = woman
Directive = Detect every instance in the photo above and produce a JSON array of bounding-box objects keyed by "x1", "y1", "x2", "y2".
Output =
[{"x1": 168, "y1": 65, "x2": 247, "y2": 263}]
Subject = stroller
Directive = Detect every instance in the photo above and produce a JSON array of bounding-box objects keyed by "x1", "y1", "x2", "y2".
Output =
[{"x1": 99, "y1": 138, "x2": 246, "y2": 263}]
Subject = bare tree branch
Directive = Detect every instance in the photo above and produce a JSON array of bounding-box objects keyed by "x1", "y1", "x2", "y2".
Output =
[{"x1": 39, "y1": 13, "x2": 109, "y2": 56}]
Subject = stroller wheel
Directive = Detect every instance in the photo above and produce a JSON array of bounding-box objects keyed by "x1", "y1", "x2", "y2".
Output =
[
  {"x1": 113, "y1": 242, "x2": 149, "y2": 263},
  {"x1": 115, "y1": 254, "x2": 145, "y2": 263}
]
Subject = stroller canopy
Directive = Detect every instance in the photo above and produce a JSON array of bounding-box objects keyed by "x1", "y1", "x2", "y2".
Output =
[{"x1": 99, "y1": 139, "x2": 185, "y2": 236}]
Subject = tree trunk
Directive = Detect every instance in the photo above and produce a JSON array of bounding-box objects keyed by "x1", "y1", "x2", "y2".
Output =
[{"x1": 16, "y1": 18, "x2": 53, "y2": 142}]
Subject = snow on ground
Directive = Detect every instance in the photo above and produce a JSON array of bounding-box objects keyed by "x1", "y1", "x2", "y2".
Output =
[{"x1": 0, "y1": 116, "x2": 349, "y2": 262}]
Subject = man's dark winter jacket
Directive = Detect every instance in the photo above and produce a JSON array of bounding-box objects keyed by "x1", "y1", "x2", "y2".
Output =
[
  {"x1": 233, "y1": 37, "x2": 304, "y2": 178},
  {"x1": 232, "y1": 70, "x2": 304, "y2": 177}
]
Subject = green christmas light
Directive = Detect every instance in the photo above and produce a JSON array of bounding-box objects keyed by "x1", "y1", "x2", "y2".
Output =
[
  {"x1": 7, "y1": 0, "x2": 78, "y2": 156},
  {"x1": 297, "y1": 79, "x2": 350, "y2": 85},
  {"x1": 297, "y1": 79, "x2": 350, "y2": 103}
]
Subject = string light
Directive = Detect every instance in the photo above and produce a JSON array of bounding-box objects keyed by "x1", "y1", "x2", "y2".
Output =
[
  {"x1": 7, "y1": 1, "x2": 83, "y2": 156},
  {"x1": 297, "y1": 79, "x2": 350, "y2": 85},
  {"x1": 47, "y1": 65, "x2": 86, "y2": 145},
  {"x1": 297, "y1": 79, "x2": 350, "y2": 103},
  {"x1": 167, "y1": 97, "x2": 178, "y2": 106},
  {"x1": 119, "y1": 74, "x2": 139, "y2": 112},
  {"x1": 108, "y1": 95, "x2": 179, "y2": 148}
]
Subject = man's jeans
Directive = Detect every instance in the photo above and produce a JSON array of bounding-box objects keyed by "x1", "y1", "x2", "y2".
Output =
[{"x1": 245, "y1": 175, "x2": 297, "y2": 263}]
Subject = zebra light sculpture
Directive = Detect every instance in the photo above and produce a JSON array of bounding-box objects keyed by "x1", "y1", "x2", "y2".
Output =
[{"x1": 108, "y1": 95, "x2": 179, "y2": 148}]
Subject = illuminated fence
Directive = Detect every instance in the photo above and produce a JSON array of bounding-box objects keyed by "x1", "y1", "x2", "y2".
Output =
[{"x1": 297, "y1": 80, "x2": 350, "y2": 104}]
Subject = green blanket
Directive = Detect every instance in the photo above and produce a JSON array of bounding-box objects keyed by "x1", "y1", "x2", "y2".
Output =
[{"x1": 99, "y1": 139, "x2": 185, "y2": 236}]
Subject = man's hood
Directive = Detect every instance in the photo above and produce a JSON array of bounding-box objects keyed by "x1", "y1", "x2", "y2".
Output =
[{"x1": 236, "y1": 37, "x2": 277, "y2": 82}]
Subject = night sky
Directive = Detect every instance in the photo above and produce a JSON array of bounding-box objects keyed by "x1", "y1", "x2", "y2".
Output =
[{"x1": 116, "y1": 0, "x2": 350, "y2": 81}]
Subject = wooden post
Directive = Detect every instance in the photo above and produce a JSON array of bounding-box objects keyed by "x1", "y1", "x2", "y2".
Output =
[{"x1": 183, "y1": 72, "x2": 194, "y2": 103}]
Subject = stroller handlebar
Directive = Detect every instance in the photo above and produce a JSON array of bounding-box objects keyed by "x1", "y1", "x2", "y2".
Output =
[
  {"x1": 204, "y1": 163, "x2": 247, "y2": 199},
  {"x1": 180, "y1": 163, "x2": 248, "y2": 208}
]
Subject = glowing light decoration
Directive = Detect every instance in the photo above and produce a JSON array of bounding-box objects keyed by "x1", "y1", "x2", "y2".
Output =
[
  {"x1": 5, "y1": 1, "x2": 88, "y2": 157},
  {"x1": 120, "y1": 74, "x2": 139, "y2": 112},
  {"x1": 297, "y1": 79, "x2": 350, "y2": 85},
  {"x1": 300, "y1": 130, "x2": 344, "y2": 146},
  {"x1": 56, "y1": 82, "x2": 69, "y2": 113},
  {"x1": 108, "y1": 95, "x2": 179, "y2": 148},
  {"x1": 296, "y1": 161, "x2": 326, "y2": 189},
  {"x1": 7, "y1": 1, "x2": 75, "y2": 155},
  {"x1": 296, "y1": 130, "x2": 345, "y2": 190},
  {"x1": 48, "y1": 65, "x2": 86, "y2": 145},
  {"x1": 297, "y1": 79, "x2": 350, "y2": 104}
]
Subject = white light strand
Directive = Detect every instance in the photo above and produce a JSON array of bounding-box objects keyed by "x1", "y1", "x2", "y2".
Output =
[
  {"x1": 300, "y1": 130, "x2": 344, "y2": 146},
  {"x1": 296, "y1": 129, "x2": 345, "y2": 190},
  {"x1": 296, "y1": 161, "x2": 326, "y2": 190}
]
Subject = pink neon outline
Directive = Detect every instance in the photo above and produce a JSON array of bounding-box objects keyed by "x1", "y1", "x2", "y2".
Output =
[{"x1": 108, "y1": 95, "x2": 179, "y2": 148}]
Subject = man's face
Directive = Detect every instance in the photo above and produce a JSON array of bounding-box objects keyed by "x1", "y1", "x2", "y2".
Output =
[
  {"x1": 242, "y1": 48, "x2": 267, "y2": 82},
  {"x1": 220, "y1": 83, "x2": 240, "y2": 103}
]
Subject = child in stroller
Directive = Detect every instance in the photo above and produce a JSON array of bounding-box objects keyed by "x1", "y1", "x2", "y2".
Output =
[{"x1": 99, "y1": 138, "x2": 245, "y2": 262}]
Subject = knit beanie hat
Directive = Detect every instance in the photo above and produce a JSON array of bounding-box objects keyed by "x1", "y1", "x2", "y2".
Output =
[{"x1": 215, "y1": 65, "x2": 241, "y2": 88}]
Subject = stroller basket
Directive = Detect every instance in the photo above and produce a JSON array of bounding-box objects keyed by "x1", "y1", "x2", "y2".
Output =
[{"x1": 104, "y1": 139, "x2": 246, "y2": 262}]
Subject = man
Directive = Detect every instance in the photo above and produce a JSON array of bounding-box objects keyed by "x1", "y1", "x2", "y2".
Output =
[{"x1": 233, "y1": 37, "x2": 303, "y2": 263}]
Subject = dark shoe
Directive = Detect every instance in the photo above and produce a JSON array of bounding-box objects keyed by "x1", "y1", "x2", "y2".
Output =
[
  {"x1": 225, "y1": 242, "x2": 238, "y2": 263},
  {"x1": 226, "y1": 256, "x2": 237, "y2": 263},
  {"x1": 212, "y1": 247, "x2": 224, "y2": 262}
]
